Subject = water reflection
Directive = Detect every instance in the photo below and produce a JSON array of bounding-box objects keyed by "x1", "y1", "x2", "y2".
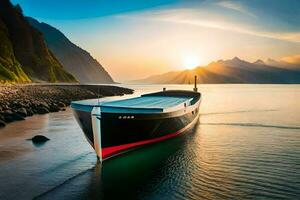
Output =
[
  {"x1": 87, "y1": 126, "x2": 198, "y2": 200},
  {"x1": 31, "y1": 140, "x2": 49, "y2": 148},
  {"x1": 37, "y1": 125, "x2": 199, "y2": 200}
]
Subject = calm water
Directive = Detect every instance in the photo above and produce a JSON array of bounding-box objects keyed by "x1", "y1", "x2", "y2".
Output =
[{"x1": 0, "y1": 84, "x2": 299, "y2": 200}]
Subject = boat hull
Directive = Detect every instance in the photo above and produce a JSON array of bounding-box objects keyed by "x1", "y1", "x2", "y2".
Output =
[{"x1": 72, "y1": 90, "x2": 201, "y2": 160}]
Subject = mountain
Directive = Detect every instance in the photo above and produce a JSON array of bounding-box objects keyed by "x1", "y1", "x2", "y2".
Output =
[
  {"x1": 0, "y1": 0, "x2": 76, "y2": 83},
  {"x1": 133, "y1": 57, "x2": 300, "y2": 84},
  {"x1": 0, "y1": 17, "x2": 30, "y2": 83},
  {"x1": 265, "y1": 58, "x2": 300, "y2": 71},
  {"x1": 253, "y1": 59, "x2": 265, "y2": 65},
  {"x1": 27, "y1": 17, "x2": 114, "y2": 83}
]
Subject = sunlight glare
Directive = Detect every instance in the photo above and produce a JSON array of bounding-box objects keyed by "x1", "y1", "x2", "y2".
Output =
[{"x1": 182, "y1": 55, "x2": 201, "y2": 70}]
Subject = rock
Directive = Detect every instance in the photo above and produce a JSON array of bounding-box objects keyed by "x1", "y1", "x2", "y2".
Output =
[
  {"x1": 12, "y1": 100, "x2": 26, "y2": 109},
  {"x1": 31, "y1": 135, "x2": 50, "y2": 143},
  {"x1": 2, "y1": 110, "x2": 14, "y2": 122},
  {"x1": 2, "y1": 110, "x2": 13, "y2": 116},
  {"x1": 60, "y1": 108, "x2": 66, "y2": 111},
  {"x1": 0, "y1": 85, "x2": 132, "y2": 125},
  {"x1": 12, "y1": 113, "x2": 25, "y2": 121},
  {"x1": 37, "y1": 107, "x2": 49, "y2": 114},
  {"x1": 49, "y1": 104, "x2": 60, "y2": 112},
  {"x1": 3, "y1": 115, "x2": 14, "y2": 122},
  {"x1": 2, "y1": 112, "x2": 24, "y2": 122},
  {"x1": 0, "y1": 120, "x2": 5, "y2": 127},
  {"x1": 16, "y1": 108, "x2": 27, "y2": 117},
  {"x1": 57, "y1": 102, "x2": 65, "y2": 107},
  {"x1": 26, "y1": 109, "x2": 34, "y2": 116},
  {"x1": 0, "y1": 114, "x2": 4, "y2": 121},
  {"x1": 39, "y1": 102, "x2": 49, "y2": 109}
]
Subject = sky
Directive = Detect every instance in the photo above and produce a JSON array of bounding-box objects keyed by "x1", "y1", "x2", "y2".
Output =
[{"x1": 12, "y1": 0, "x2": 300, "y2": 81}]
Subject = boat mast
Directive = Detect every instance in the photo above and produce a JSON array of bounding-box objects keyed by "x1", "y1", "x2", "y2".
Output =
[{"x1": 193, "y1": 75, "x2": 198, "y2": 92}]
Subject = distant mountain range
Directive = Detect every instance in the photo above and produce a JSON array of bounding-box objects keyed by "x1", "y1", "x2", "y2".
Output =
[
  {"x1": 0, "y1": 0, "x2": 114, "y2": 83},
  {"x1": 27, "y1": 17, "x2": 114, "y2": 83},
  {"x1": 133, "y1": 57, "x2": 300, "y2": 84}
]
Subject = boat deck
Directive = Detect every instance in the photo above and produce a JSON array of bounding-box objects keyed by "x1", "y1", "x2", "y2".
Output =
[
  {"x1": 101, "y1": 96, "x2": 192, "y2": 110},
  {"x1": 72, "y1": 95, "x2": 193, "y2": 113}
]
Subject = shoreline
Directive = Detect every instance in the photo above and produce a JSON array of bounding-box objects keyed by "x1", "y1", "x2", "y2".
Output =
[{"x1": 0, "y1": 84, "x2": 133, "y2": 127}]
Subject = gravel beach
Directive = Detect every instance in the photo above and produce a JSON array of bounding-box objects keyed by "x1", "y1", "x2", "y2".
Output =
[{"x1": 0, "y1": 84, "x2": 133, "y2": 127}]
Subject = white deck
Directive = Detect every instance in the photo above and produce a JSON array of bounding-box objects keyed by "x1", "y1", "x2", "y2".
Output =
[
  {"x1": 101, "y1": 96, "x2": 191, "y2": 109},
  {"x1": 100, "y1": 96, "x2": 192, "y2": 113},
  {"x1": 72, "y1": 95, "x2": 193, "y2": 113}
]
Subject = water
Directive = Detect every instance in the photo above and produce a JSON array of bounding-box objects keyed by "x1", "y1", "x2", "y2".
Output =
[{"x1": 0, "y1": 84, "x2": 299, "y2": 200}]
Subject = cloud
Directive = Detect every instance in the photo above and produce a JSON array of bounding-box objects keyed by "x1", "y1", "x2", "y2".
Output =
[
  {"x1": 216, "y1": 0, "x2": 256, "y2": 17},
  {"x1": 119, "y1": 7, "x2": 300, "y2": 43},
  {"x1": 281, "y1": 54, "x2": 300, "y2": 64}
]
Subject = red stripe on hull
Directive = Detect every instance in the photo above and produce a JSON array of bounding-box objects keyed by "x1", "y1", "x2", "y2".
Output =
[{"x1": 101, "y1": 114, "x2": 199, "y2": 159}]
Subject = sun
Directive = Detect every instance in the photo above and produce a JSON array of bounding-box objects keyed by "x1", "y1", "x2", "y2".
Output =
[{"x1": 182, "y1": 55, "x2": 201, "y2": 70}]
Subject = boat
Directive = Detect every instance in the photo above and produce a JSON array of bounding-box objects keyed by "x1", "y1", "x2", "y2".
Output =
[{"x1": 71, "y1": 77, "x2": 201, "y2": 161}]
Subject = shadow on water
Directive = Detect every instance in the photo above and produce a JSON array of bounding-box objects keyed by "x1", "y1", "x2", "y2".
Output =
[{"x1": 86, "y1": 125, "x2": 199, "y2": 200}]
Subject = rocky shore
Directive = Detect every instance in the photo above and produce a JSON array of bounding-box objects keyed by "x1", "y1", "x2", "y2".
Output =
[{"x1": 0, "y1": 84, "x2": 133, "y2": 127}]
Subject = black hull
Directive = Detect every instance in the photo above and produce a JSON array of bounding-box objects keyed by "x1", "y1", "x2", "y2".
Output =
[
  {"x1": 100, "y1": 108, "x2": 199, "y2": 148},
  {"x1": 72, "y1": 90, "x2": 201, "y2": 160}
]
